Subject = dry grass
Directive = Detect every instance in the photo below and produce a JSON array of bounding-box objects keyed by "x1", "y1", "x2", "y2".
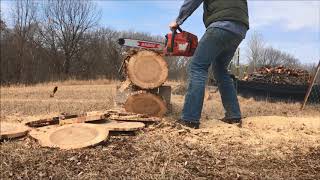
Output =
[{"x1": 1, "y1": 80, "x2": 320, "y2": 179}]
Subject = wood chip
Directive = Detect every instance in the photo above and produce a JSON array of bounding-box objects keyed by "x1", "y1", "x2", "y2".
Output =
[
  {"x1": 30, "y1": 124, "x2": 109, "y2": 150},
  {"x1": 0, "y1": 122, "x2": 30, "y2": 139},
  {"x1": 118, "y1": 79, "x2": 131, "y2": 93}
]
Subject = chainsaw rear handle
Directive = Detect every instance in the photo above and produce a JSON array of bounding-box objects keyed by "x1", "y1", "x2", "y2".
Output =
[
  {"x1": 168, "y1": 26, "x2": 183, "y2": 52},
  {"x1": 174, "y1": 26, "x2": 183, "y2": 33}
]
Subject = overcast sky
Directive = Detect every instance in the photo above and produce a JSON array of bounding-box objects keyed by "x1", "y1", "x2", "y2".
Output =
[{"x1": 1, "y1": 0, "x2": 319, "y2": 64}]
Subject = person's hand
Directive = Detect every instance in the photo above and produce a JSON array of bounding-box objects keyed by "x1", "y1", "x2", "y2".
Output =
[{"x1": 169, "y1": 21, "x2": 179, "y2": 31}]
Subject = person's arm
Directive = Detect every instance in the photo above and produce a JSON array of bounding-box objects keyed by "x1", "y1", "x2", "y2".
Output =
[
  {"x1": 170, "y1": 0, "x2": 203, "y2": 30},
  {"x1": 176, "y1": 0, "x2": 203, "y2": 25}
]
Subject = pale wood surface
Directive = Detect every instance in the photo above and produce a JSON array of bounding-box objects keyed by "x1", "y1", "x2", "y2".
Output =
[
  {"x1": 96, "y1": 121, "x2": 145, "y2": 131},
  {"x1": 0, "y1": 122, "x2": 30, "y2": 139},
  {"x1": 124, "y1": 91, "x2": 167, "y2": 117},
  {"x1": 127, "y1": 50, "x2": 168, "y2": 89},
  {"x1": 30, "y1": 123, "x2": 109, "y2": 150}
]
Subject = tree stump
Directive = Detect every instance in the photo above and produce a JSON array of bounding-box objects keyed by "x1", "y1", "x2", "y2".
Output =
[{"x1": 126, "y1": 50, "x2": 168, "y2": 89}]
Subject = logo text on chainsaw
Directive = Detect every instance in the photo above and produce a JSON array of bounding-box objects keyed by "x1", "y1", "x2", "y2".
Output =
[{"x1": 138, "y1": 41, "x2": 160, "y2": 49}]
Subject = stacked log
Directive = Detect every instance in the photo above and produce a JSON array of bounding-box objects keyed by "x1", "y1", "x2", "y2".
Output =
[
  {"x1": 243, "y1": 66, "x2": 311, "y2": 85},
  {"x1": 116, "y1": 49, "x2": 170, "y2": 117}
]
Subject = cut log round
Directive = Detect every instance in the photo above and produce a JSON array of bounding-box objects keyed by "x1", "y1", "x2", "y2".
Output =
[
  {"x1": 31, "y1": 123, "x2": 109, "y2": 150},
  {"x1": 109, "y1": 114, "x2": 161, "y2": 122},
  {"x1": 0, "y1": 122, "x2": 30, "y2": 139},
  {"x1": 97, "y1": 121, "x2": 145, "y2": 131},
  {"x1": 127, "y1": 50, "x2": 168, "y2": 89},
  {"x1": 124, "y1": 91, "x2": 167, "y2": 117}
]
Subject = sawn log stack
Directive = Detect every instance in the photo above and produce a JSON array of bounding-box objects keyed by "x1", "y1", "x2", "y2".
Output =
[
  {"x1": 116, "y1": 27, "x2": 198, "y2": 117},
  {"x1": 116, "y1": 49, "x2": 170, "y2": 117}
]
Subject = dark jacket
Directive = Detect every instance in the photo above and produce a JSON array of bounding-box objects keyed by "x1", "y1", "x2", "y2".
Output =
[{"x1": 203, "y1": 0, "x2": 249, "y2": 28}]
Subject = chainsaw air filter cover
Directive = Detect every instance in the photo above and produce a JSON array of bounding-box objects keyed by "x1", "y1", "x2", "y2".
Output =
[{"x1": 127, "y1": 50, "x2": 168, "y2": 89}]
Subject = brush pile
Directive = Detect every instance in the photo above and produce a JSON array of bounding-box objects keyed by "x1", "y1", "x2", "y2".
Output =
[{"x1": 243, "y1": 66, "x2": 311, "y2": 85}]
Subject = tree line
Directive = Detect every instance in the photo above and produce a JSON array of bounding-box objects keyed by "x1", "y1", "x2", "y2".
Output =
[{"x1": 0, "y1": 0, "x2": 315, "y2": 85}]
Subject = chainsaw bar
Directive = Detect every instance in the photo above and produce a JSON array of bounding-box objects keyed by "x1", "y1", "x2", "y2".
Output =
[{"x1": 118, "y1": 38, "x2": 164, "y2": 51}]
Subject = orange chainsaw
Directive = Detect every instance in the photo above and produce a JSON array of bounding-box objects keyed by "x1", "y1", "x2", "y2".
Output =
[{"x1": 118, "y1": 27, "x2": 198, "y2": 57}]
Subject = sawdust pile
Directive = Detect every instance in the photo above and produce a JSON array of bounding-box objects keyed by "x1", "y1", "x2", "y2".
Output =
[{"x1": 1, "y1": 115, "x2": 319, "y2": 179}]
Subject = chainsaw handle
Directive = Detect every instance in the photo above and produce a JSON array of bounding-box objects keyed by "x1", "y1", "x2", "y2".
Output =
[
  {"x1": 176, "y1": 26, "x2": 183, "y2": 32},
  {"x1": 168, "y1": 26, "x2": 183, "y2": 52}
]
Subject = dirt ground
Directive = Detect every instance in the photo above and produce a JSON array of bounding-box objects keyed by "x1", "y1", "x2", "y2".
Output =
[{"x1": 1, "y1": 81, "x2": 320, "y2": 179}]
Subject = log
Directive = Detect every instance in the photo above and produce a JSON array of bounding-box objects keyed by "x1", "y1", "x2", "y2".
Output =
[
  {"x1": 0, "y1": 122, "x2": 30, "y2": 139},
  {"x1": 98, "y1": 121, "x2": 145, "y2": 131},
  {"x1": 124, "y1": 91, "x2": 167, "y2": 117},
  {"x1": 30, "y1": 120, "x2": 144, "y2": 136},
  {"x1": 109, "y1": 114, "x2": 161, "y2": 122},
  {"x1": 59, "y1": 111, "x2": 109, "y2": 125},
  {"x1": 126, "y1": 50, "x2": 168, "y2": 89},
  {"x1": 26, "y1": 112, "x2": 109, "y2": 127},
  {"x1": 26, "y1": 114, "x2": 77, "y2": 127},
  {"x1": 107, "y1": 106, "x2": 161, "y2": 122}
]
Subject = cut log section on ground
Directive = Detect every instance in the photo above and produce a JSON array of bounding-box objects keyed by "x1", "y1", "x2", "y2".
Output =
[
  {"x1": 59, "y1": 111, "x2": 110, "y2": 125},
  {"x1": 26, "y1": 112, "x2": 110, "y2": 127},
  {"x1": 30, "y1": 121, "x2": 144, "y2": 137},
  {"x1": 124, "y1": 91, "x2": 167, "y2": 117},
  {"x1": 109, "y1": 114, "x2": 161, "y2": 122},
  {"x1": 106, "y1": 108, "x2": 161, "y2": 122},
  {"x1": 0, "y1": 122, "x2": 30, "y2": 139},
  {"x1": 95, "y1": 121, "x2": 145, "y2": 131},
  {"x1": 26, "y1": 109, "x2": 160, "y2": 127},
  {"x1": 30, "y1": 123, "x2": 109, "y2": 150},
  {"x1": 127, "y1": 50, "x2": 168, "y2": 89}
]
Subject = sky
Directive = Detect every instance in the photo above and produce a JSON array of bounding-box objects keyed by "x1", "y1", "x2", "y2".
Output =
[{"x1": 1, "y1": 0, "x2": 319, "y2": 64}]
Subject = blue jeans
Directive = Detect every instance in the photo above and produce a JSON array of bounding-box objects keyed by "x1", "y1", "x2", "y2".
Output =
[{"x1": 182, "y1": 27, "x2": 243, "y2": 123}]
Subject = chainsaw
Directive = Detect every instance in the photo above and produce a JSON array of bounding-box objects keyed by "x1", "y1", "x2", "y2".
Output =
[
  {"x1": 117, "y1": 27, "x2": 198, "y2": 78},
  {"x1": 118, "y1": 27, "x2": 198, "y2": 57}
]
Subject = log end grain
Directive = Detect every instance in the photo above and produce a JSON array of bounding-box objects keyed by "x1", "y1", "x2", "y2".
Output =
[
  {"x1": 124, "y1": 91, "x2": 167, "y2": 117},
  {"x1": 127, "y1": 50, "x2": 168, "y2": 89},
  {"x1": 31, "y1": 124, "x2": 109, "y2": 150}
]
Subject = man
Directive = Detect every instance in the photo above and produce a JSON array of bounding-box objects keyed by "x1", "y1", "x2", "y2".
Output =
[{"x1": 169, "y1": 0, "x2": 249, "y2": 129}]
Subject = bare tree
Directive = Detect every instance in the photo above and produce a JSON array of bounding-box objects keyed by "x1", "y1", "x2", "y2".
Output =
[
  {"x1": 40, "y1": 0, "x2": 100, "y2": 75},
  {"x1": 11, "y1": 0, "x2": 38, "y2": 82},
  {"x1": 246, "y1": 32, "x2": 265, "y2": 71},
  {"x1": 246, "y1": 32, "x2": 301, "y2": 70}
]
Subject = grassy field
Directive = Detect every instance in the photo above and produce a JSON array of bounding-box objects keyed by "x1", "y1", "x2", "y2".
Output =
[{"x1": 1, "y1": 80, "x2": 320, "y2": 179}]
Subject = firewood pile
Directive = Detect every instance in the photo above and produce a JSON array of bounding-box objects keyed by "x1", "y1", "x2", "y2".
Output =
[{"x1": 243, "y1": 66, "x2": 311, "y2": 85}]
